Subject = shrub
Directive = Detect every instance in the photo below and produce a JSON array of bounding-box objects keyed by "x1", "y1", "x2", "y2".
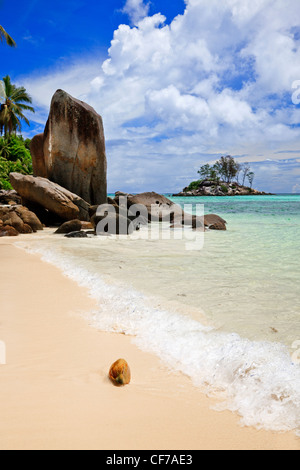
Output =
[
  {"x1": 220, "y1": 184, "x2": 228, "y2": 193},
  {"x1": 0, "y1": 135, "x2": 32, "y2": 189},
  {"x1": 185, "y1": 180, "x2": 202, "y2": 191}
]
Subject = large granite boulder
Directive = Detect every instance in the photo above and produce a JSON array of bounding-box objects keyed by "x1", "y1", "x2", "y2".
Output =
[
  {"x1": 30, "y1": 89, "x2": 107, "y2": 206},
  {"x1": 92, "y1": 211, "x2": 135, "y2": 235},
  {"x1": 30, "y1": 133, "x2": 47, "y2": 178},
  {"x1": 203, "y1": 214, "x2": 227, "y2": 230},
  {"x1": 125, "y1": 192, "x2": 183, "y2": 222},
  {"x1": 9, "y1": 173, "x2": 90, "y2": 221},
  {"x1": 175, "y1": 213, "x2": 227, "y2": 231}
]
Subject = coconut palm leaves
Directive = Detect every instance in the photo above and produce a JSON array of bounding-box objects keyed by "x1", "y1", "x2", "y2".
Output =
[
  {"x1": 0, "y1": 26, "x2": 16, "y2": 47},
  {"x1": 0, "y1": 75, "x2": 35, "y2": 137}
]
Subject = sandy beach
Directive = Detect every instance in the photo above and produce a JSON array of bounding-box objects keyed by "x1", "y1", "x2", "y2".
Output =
[{"x1": 0, "y1": 238, "x2": 299, "y2": 450}]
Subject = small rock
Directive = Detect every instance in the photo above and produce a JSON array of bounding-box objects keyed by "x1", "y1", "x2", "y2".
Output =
[
  {"x1": 55, "y1": 219, "x2": 82, "y2": 234},
  {"x1": 109, "y1": 359, "x2": 131, "y2": 386},
  {"x1": 0, "y1": 225, "x2": 19, "y2": 237},
  {"x1": 64, "y1": 231, "x2": 88, "y2": 238}
]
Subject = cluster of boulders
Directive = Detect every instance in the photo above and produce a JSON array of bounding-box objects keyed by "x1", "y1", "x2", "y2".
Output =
[
  {"x1": 89, "y1": 191, "x2": 227, "y2": 233},
  {"x1": 0, "y1": 89, "x2": 227, "y2": 238},
  {"x1": 173, "y1": 179, "x2": 272, "y2": 197},
  {"x1": 0, "y1": 183, "x2": 227, "y2": 237},
  {"x1": 0, "y1": 201, "x2": 44, "y2": 237}
]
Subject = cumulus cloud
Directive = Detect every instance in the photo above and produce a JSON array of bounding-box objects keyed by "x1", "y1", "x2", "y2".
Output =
[
  {"x1": 122, "y1": 0, "x2": 150, "y2": 25},
  {"x1": 22, "y1": 0, "x2": 300, "y2": 192}
]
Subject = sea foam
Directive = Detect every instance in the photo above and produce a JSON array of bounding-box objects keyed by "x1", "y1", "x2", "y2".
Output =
[{"x1": 19, "y1": 243, "x2": 300, "y2": 437}]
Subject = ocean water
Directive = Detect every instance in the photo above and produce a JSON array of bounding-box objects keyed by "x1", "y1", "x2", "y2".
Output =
[{"x1": 16, "y1": 194, "x2": 300, "y2": 437}]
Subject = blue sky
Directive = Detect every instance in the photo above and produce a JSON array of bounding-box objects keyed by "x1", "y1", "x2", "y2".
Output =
[{"x1": 1, "y1": 0, "x2": 300, "y2": 193}]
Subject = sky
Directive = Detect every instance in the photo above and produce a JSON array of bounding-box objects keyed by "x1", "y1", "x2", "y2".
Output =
[{"x1": 1, "y1": 0, "x2": 300, "y2": 194}]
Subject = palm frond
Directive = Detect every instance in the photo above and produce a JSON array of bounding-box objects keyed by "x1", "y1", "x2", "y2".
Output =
[
  {"x1": 0, "y1": 26, "x2": 16, "y2": 47},
  {"x1": 0, "y1": 75, "x2": 34, "y2": 136},
  {"x1": 0, "y1": 80, "x2": 6, "y2": 102}
]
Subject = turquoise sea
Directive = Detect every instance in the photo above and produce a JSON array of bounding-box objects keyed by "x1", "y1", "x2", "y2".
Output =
[{"x1": 18, "y1": 194, "x2": 300, "y2": 437}]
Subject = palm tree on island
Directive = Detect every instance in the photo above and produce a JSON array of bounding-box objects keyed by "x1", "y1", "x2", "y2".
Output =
[
  {"x1": 0, "y1": 75, "x2": 35, "y2": 137},
  {"x1": 0, "y1": 25, "x2": 16, "y2": 47}
]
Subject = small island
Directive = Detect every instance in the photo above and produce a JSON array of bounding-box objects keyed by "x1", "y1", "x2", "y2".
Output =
[{"x1": 173, "y1": 155, "x2": 273, "y2": 197}]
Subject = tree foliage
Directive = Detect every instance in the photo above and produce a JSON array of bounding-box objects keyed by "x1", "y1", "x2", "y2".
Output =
[
  {"x1": 197, "y1": 156, "x2": 254, "y2": 186},
  {"x1": 0, "y1": 75, "x2": 35, "y2": 137},
  {"x1": 0, "y1": 135, "x2": 32, "y2": 189}
]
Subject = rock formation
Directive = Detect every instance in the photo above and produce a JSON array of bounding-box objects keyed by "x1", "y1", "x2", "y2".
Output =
[
  {"x1": 203, "y1": 214, "x2": 227, "y2": 230},
  {"x1": 120, "y1": 191, "x2": 183, "y2": 222},
  {"x1": 64, "y1": 231, "x2": 88, "y2": 238},
  {"x1": 9, "y1": 173, "x2": 90, "y2": 221},
  {"x1": 54, "y1": 219, "x2": 83, "y2": 234},
  {"x1": 0, "y1": 224, "x2": 19, "y2": 237},
  {"x1": 30, "y1": 89, "x2": 107, "y2": 206},
  {"x1": 0, "y1": 190, "x2": 21, "y2": 205},
  {"x1": 91, "y1": 210, "x2": 135, "y2": 235},
  {"x1": 30, "y1": 133, "x2": 47, "y2": 178},
  {"x1": 173, "y1": 179, "x2": 273, "y2": 197},
  {"x1": 0, "y1": 205, "x2": 43, "y2": 234}
]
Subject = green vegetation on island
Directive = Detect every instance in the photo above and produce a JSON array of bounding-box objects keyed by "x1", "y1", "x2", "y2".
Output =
[{"x1": 174, "y1": 155, "x2": 270, "y2": 196}]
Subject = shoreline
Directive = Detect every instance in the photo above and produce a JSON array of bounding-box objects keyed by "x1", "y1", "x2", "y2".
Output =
[{"x1": 0, "y1": 239, "x2": 299, "y2": 450}]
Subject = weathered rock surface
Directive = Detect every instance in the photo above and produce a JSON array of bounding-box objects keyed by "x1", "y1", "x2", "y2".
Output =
[
  {"x1": 92, "y1": 211, "x2": 135, "y2": 235},
  {"x1": 0, "y1": 205, "x2": 43, "y2": 233},
  {"x1": 30, "y1": 133, "x2": 47, "y2": 178},
  {"x1": 172, "y1": 213, "x2": 226, "y2": 231},
  {"x1": 0, "y1": 225, "x2": 19, "y2": 237},
  {"x1": 64, "y1": 231, "x2": 88, "y2": 238},
  {"x1": 203, "y1": 213, "x2": 227, "y2": 230},
  {"x1": 9, "y1": 173, "x2": 90, "y2": 221},
  {"x1": 30, "y1": 89, "x2": 107, "y2": 206},
  {"x1": 14, "y1": 206, "x2": 44, "y2": 232},
  {"x1": 55, "y1": 219, "x2": 82, "y2": 234},
  {"x1": 109, "y1": 359, "x2": 131, "y2": 386},
  {"x1": 126, "y1": 192, "x2": 183, "y2": 222},
  {"x1": 173, "y1": 179, "x2": 273, "y2": 197},
  {"x1": 0, "y1": 190, "x2": 22, "y2": 205},
  {"x1": 0, "y1": 209, "x2": 24, "y2": 233}
]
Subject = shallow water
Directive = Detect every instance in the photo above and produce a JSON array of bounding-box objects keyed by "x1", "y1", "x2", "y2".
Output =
[{"x1": 16, "y1": 194, "x2": 300, "y2": 436}]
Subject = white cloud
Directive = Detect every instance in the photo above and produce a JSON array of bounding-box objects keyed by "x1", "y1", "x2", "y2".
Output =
[
  {"x1": 21, "y1": 0, "x2": 300, "y2": 192},
  {"x1": 292, "y1": 183, "x2": 300, "y2": 193},
  {"x1": 122, "y1": 0, "x2": 150, "y2": 25}
]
